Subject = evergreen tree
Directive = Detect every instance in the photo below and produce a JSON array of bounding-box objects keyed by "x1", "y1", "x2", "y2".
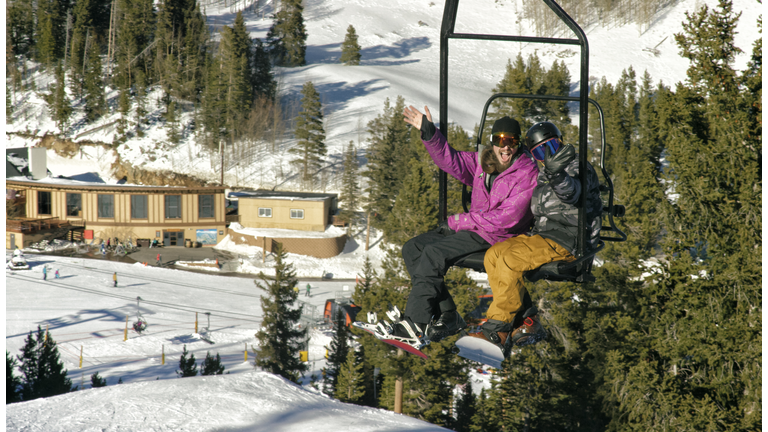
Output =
[
  {"x1": 338, "y1": 141, "x2": 360, "y2": 230},
  {"x1": 335, "y1": 349, "x2": 366, "y2": 403},
  {"x1": 8, "y1": 0, "x2": 36, "y2": 57},
  {"x1": 179, "y1": 1, "x2": 210, "y2": 101},
  {"x1": 134, "y1": 69, "x2": 148, "y2": 136},
  {"x1": 200, "y1": 351, "x2": 226, "y2": 375},
  {"x1": 7, "y1": 351, "x2": 22, "y2": 403},
  {"x1": 90, "y1": 372, "x2": 107, "y2": 388},
  {"x1": 253, "y1": 243, "x2": 308, "y2": 383},
  {"x1": 35, "y1": 0, "x2": 67, "y2": 66},
  {"x1": 46, "y1": 61, "x2": 72, "y2": 132},
  {"x1": 83, "y1": 48, "x2": 106, "y2": 122},
  {"x1": 267, "y1": 0, "x2": 307, "y2": 67},
  {"x1": 454, "y1": 379, "x2": 476, "y2": 432},
  {"x1": 218, "y1": 12, "x2": 256, "y2": 142},
  {"x1": 470, "y1": 388, "x2": 493, "y2": 432},
  {"x1": 17, "y1": 326, "x2": 74, "y2": 401},
  {"x1": 323, "y1": 309, "x2": 350, "y2": 397},
  {"x1": 166, "y1": 100, "x2": 181, "y2": 144},
  {"x1": 155, "y1": 0, "x2": 188, "y2": 102},
  {"x1": 289, "y1": 81, "x2": 326, "y2": 186},
  {"x1": 201, "y1": 52, "x2": 227, "y2": 149},
  {"x1": 384, "y1": 154, "x2": 438, "y2": 246},
  {"x1": 601, "y1": 2, "x2": 761, "y2": 430},
  {"x1": 363, "y1": 96, "x2": 411, "y2": 230},
  {"x1": 113, "y1": 0, "x2": 155, "y2": 91},
  {"x1": 115, "y1": 86, "x2": 131, "y2": 143},
  {"x1": 445, "y1": 124, "x2": 473, "y2": 216},
  {"x1": 489, "y1": 52, "x2": 572, "y2": 130},
  {"x1": 541, "y1": 59, "x2": 572, "y2": 123},
  {"x1": 340, "y1": 25, "x2": 362, "y2": 65},
  {"x1": 176, "y1": 345, "x2": 198, "y2": 377},
  {"x1": 69, "y1": 0, "x2": 93, "y2": 91},
  {"x1": 252, "y1": 38, "x2": 277, "y2": 100}
]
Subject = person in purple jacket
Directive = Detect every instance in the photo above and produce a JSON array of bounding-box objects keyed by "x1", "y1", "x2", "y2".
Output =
[{"x1": 388, "y1": 105, "x2": 538, "y2": 343}]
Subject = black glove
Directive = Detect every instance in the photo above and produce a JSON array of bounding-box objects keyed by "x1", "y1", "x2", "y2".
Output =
[
  {"x1": 437, "y1": 218, "x2": 455, "y2": 234},
  {"x1": 543, "y1": 143, "x2": 575, "y2": 182},
  {"x1": 420, "y1": 115, "x2": 436, "y2": 141}
]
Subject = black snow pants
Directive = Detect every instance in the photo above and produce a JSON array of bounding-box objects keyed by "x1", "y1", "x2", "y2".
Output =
[{"x1": 402, "y1": 227, "x2": 491, "y2": 325}]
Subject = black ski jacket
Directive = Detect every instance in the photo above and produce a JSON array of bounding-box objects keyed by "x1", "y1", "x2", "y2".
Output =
[{"x1": 529, "y1": 156, "x2": 602, "y2": 255}]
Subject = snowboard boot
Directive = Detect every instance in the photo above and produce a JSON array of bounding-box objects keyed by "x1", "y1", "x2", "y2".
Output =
[
  {"x1": 391, "y1": 317, "x2": 429, "y2": 343},
  {"x1": 466, "y1": 319, "x2": 513, "y2": 356},
  {"x1": 426, "y1": 310, "x2": 467, "y2": 342},
  {"x1": 509, "y1": 307, "x2": 547, "y2": 347}
]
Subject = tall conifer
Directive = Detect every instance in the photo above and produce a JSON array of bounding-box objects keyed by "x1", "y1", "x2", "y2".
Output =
[
  {"x1": 335, "y1": 349, "x2": 366, "y2": 403},
  {"x1": 46, "y1": 61, "x2": 72, "y2": 132},
  {"x1": 17, "y1": 326, "x2": 74, "y2": 401},
  {"x1": 253, "y1": 243, "x2": 308, "y2": 383},
  {"x1": 340, "y1": 25, "x2": 362, "y2": 65},
  {"x1": 7, "y1": 351, "x2": 22, "y2": 403},
  {"x1": 267, "y1": 0, "x2": 307, "y2": 67},
  {"x1": 289, "y1": 81, "x2": 326, "y2": 186},
  {"x1": 323, "y1": 310, "x2": 350, "y2": 397},
  {"x1": 363, "y1": 96, "x2": 410, "y2": 230},
  {"x1": 339, "y1": 141, "x2": 360, "y2": 230},
  {"x1": 83, "y1": 48, "x2": 106, "y2": 122}
]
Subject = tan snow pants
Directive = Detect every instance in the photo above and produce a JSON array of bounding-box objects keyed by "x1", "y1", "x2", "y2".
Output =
[{"x1": 484, "y1": 235, "x2": 574, "y2": 323}]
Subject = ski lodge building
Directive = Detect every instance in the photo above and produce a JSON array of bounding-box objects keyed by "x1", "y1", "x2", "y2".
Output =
[{"x1": 6, "y1": 177, "x2": 227, "y2": 249}]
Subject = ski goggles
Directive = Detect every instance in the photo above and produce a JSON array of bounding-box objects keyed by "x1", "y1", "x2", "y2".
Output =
[
  {"x1": 490, "y1": 133, "x2": 519, "y2": 148},
  {"x1": 530, "y1": 137, "x2": 562, "y2": 161}
]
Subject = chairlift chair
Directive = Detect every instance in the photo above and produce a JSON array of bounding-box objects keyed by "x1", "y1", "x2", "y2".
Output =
[
  {"x1": 132, "y1": 296, "x2": 148, "y2": 333},
  {"x1": 438, "y1": 0, "x2": 627, "y2": 283}
]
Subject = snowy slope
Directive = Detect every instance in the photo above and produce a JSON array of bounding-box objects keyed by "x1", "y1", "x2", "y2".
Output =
[
  {"x1": 5, "y1": 0, "x2": 762, "y2": 190},
  {"x1": 6, "y1": 371, "x2": 449, "y2": 431}
]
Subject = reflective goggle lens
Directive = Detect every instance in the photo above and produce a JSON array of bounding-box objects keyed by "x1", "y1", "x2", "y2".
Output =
[
  {"x1": 491, "y1": 134, "x2": 519, "y2": 147},
  {"x1": 531, "y1": 137, "x2": 562, "y2": 161}
]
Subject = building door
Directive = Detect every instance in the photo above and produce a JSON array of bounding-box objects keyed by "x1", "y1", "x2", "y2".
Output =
[
  {"x1": 10, "y1": 234, "x2": 15, "y2": 249},
  {"x1": 163, "y1": 230, "x2": 184, "y2": 246}
]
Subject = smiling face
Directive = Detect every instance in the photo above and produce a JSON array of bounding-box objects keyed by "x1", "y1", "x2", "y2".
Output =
[{"x1": 492, "y1": 140, "x2": 517, "y2": 171}]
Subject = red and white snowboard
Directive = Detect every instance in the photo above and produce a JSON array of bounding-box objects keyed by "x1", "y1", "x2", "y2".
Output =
[{"x1": 352, "y1": 321, "x2": 429, "y2": 359}]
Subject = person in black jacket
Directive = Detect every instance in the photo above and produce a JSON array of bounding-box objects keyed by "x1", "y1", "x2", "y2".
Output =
[{"x1": 470, "y1": 121, "x2": 602, "y2": 352}]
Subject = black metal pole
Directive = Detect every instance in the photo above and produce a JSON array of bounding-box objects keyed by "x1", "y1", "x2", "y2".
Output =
[{"x1": 438, "y1": 0, "x2": 459, "y2": 223}]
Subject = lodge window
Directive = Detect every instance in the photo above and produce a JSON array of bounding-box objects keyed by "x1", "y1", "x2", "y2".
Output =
[
  {"x1": 97, "y1": 194, "x2": 114, "y2": 218},
  {"x1": 165, "y1": 195, "x2": 181, "y2": 219},
  {"x1": 258, "y1": 207, "x2": 272, "y2": 218},
  {"x1": 199, "y1": 194, "x2": 214, "y2": 218},
  {"x1": 66, "y1": 193, "x2": 82, "y2": 217},
  {"x1": 131, "y1": 195, "x2": 148, "y2": 219},
  {"x1": 290, "y1": 209, "x2": 304, "y2": 219},
  {"x1": 38, "y1": 191, "x2": 52, "y2": 215}
]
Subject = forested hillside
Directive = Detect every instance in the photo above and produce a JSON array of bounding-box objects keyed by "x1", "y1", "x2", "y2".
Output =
[{"x1": 5, "y1": 0, "x2": 762, "y2": 430}]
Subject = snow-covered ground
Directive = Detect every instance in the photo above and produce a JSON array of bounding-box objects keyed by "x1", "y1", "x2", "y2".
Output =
[
  {"x1": 5, "y1": 0, "x2": 761, "y2": 429},
  {"x1": 5, "y1": 249, "x2": 464, "y2": 431}
]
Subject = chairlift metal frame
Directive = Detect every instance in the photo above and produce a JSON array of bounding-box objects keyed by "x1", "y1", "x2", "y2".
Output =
[{"x1": 438, "y1": 0, "x2": 626, "y2": 282}]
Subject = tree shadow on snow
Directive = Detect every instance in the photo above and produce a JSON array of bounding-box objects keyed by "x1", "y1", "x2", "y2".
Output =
[{"x1": 305, "y1": 36, "x2": 430, "y2": 66}]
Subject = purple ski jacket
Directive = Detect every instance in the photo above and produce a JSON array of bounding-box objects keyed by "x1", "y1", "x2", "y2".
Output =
[{"x1": 422, "y1": 128, "x2": 538, "y2": 245}]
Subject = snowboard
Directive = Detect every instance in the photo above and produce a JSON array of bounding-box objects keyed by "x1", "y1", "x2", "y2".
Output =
[
  {"x1": 454, "y1": 334, "x2": 506, "y2": 369},
  {"x1": 352, "y1": 321, "x2": 429, "y2": 359}
]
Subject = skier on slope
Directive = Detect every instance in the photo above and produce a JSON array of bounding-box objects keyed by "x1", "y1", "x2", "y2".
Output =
[
  {"x1": 470, "y1": 121, "x2": 603, "y2": 352},
  {"x1": 387, "y1": 105, "x2": 538, "y2": 344}
]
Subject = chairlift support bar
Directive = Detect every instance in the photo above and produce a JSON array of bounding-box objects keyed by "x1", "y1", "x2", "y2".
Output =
[{"x1": 439, "y1": 0, "x2": 592, "y2": 266}]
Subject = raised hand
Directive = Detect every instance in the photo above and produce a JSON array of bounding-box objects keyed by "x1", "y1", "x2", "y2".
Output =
[{"x1": 404, "y1": 105, "x2": 433, "y2": 129}]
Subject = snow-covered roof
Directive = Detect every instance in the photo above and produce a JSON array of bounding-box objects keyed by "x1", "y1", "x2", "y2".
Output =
[
  {"x1": 228, "y1": 190, "x2": 337, "y2": 202},
  {"x1": 6, "y1": 177, "x2": 226, "y2": 192}
]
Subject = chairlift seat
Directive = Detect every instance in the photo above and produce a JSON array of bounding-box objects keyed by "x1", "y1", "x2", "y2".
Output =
[{"x1": 453, "y1": 251, "x2": 594, "y2": 283}]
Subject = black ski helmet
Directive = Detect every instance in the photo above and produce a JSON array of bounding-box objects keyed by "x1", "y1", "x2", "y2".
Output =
[{"x1": 525, "y1": 121, "x2": 562, "y2": 148}]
